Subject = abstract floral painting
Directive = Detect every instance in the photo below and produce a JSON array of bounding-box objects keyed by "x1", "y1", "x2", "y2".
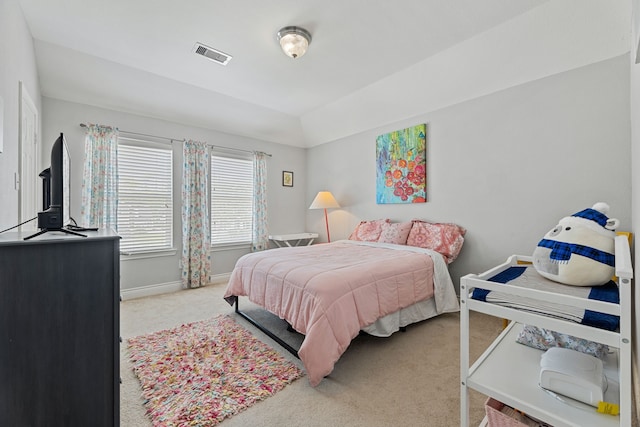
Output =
[{"x1": 376, "y1": 124, "x2": 426, "y2": 204}]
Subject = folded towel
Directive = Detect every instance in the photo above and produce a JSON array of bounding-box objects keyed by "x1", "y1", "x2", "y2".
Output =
[{"x1": 471, "y1": 266, "x2": 619, "y2": 331}]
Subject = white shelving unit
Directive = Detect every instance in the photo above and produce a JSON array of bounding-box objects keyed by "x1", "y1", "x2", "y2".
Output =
[{"x1": 460, "y1": 235, "x2": 633, "y2": 427}]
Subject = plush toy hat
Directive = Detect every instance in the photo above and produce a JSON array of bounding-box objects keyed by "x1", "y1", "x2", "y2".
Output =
[{"x1": 532, "y1": 202, "x2": 619, "y2": 287}]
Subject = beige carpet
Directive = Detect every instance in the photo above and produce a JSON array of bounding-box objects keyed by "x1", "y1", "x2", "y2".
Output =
[{"x1": 120, "y1": 283, "x2": 501, "y2": 427}]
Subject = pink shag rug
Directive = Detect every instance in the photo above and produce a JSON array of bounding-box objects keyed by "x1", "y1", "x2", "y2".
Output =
[{"x1": 127, "y1": 315, "x2": 304, "y2": 426}]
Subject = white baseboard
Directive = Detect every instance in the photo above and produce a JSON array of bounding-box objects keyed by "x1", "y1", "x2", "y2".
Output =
[
  {"x1": 120, "y1": 273, "x2": 231, "y2": 301},
  {"x1": 210, "y1": 273, "x2": 231, "y2": 285},
  {"x1": 120, "y1": 281, "x2": 183, "y2": 300}
]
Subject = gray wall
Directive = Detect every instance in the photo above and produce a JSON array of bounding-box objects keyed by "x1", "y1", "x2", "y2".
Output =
[
  {"x1": 306, "y1": 55, "x2": 632, "y2": 289},
  {"x1": 41, "y1": 98, "x2": 307, "y2": 291},
  {"x1": 0, "y1": 0, "x2": 42, "y2": 228}
]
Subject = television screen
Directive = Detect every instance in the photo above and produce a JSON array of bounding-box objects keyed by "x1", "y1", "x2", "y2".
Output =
[{"x1": 25, "y1": 133, "x2": 85, "y2": 240}]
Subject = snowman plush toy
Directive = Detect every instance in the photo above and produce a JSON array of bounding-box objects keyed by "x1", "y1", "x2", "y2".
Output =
[{"x1": 532, "y1": 202, "x2": 620, "y2": 287}]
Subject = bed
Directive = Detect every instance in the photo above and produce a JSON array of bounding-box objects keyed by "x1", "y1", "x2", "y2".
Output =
[{"x1": 223, "y1": 239, "x2": 460, "y2": 386}]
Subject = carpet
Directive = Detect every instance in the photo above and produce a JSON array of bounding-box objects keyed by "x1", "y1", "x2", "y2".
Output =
[{"x1": 127, "y1": 314, "x2": 304, "y2": 426}]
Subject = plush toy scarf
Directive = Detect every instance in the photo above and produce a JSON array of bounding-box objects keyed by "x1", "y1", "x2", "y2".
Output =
[{"x1": 537, "y1": 238, "x2": 615, "y2": 267}]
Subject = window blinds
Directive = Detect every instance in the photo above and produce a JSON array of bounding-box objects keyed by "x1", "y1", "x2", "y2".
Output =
[
  {"x1": 117, "y1": 142, "x2": 173, "y2": 253},
  {"x1": 210, "y1": 155, "x2": 253, "y2": 245}
]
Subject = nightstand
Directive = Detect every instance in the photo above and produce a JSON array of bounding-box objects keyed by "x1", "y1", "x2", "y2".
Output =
[{"x1": 269, "y1": 233, "x2": 319, "y2": 247}]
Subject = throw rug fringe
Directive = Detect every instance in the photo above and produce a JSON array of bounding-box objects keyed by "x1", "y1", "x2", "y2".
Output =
[{"x1": 127, "y1": 314, "x2": 304, "y2": 426}]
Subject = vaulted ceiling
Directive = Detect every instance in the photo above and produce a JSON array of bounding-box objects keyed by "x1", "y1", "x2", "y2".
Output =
[{"x1": 19, "y1": 0, "x2": 554, "y2": 147}]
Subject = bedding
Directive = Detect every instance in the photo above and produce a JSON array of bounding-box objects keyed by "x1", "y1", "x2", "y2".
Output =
[
  {"x1": 348, "y1": 219, "x2": 390, "y2": 241},
  {"x1": 224, "y1": 240, "x2": 459, "y2": 386},
  {"x1": 406, "y1": 220, "x2": 466, "y2": 263},
  {"x1": 377, "y1": 221, "x2": 413, "y2": 245},
  {"x1": 470, "y1": 266, "x2": 620, "y2": 331}
]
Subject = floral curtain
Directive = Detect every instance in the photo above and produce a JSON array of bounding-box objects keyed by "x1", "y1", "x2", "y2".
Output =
[
  {"x1": 181, "y1": 140, "x2": 211, "y2": 288},
  {"x1": 80, "y1": 124, "x2": 119, "y2": 229},
  {"x1": 252, "y1": 151, "x2": 269, "y2": 251}
]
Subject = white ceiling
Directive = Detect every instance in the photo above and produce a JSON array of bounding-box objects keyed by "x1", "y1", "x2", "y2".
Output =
[{"x1": 18, "y1": 0, "x2": 549, "y2": 147}]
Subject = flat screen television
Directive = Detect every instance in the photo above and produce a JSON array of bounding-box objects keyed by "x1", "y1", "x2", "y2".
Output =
[
  {"x1": 38, "y1": 132, "x2": 69, "y2": 229},
  {"x1": 25, "y1": 133, "x2": 84, "y2": 240}
]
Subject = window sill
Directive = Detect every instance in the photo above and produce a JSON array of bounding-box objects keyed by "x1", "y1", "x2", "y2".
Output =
[
  {"x1": 120, "y1": 248, "x2": 177, "y2": 260},
  {"x1": 210, "y1": 242, "x2": 252, "y2": 252}
]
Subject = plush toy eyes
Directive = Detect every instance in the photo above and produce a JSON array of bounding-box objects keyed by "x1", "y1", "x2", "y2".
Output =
[
  {"x1": 549, "y1": 225, "x2": 562, "y2": 236},
  {"x1": 565, "y1": 227, "x2": 572, "y2": 231}
]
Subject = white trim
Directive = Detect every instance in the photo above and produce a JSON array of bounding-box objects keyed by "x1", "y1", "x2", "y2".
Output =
[
  {"x1": 210, "y1": 243, "x2": 251, "y2": 252},
  {"x1": 210, "y1": 273, "x2": 231, "y2": 285},
  {"x1": 120, "y1": 273, "x2": 231, "y2": 300},
  {"x1": 120, "y1": 281, "x2": 182, "y2": 300},
  {"x1": 18, "y1": 81, "x2": 39, "y2": 232},
  {"x1": 120, "y1": 248, "x2": 177, "y2": 260}
]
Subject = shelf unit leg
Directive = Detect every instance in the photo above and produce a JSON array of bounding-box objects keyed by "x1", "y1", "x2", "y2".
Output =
[{"x1": 460, "y1": 286, "x2": 470, "y2": 427}]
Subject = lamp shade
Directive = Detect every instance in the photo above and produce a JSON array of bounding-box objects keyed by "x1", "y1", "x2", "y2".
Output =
[{"x1": 309, "y1": 191, "x2": 340, "y2": 209}]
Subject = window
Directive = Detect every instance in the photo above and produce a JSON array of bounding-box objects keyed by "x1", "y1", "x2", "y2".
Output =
[
  {"x1": 117, "y1": 138, "x2": 173, "y2": 254},
  {"x1": 210, "y1": 154, "x2": 253, "y2": 246}
]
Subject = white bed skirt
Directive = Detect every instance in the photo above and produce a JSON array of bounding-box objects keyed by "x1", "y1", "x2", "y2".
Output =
[{"x1": 362, "y1": 297, "x2": 439, "y2": 337}]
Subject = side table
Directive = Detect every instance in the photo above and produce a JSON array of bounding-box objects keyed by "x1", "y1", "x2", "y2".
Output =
[{"x1": 269, "y1": 232, "x2": 319, "y2": 247}]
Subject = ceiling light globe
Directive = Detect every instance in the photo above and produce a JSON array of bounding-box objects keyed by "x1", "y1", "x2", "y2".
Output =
[{"x1": 277, "y1": 26, "x2": 312, "y2": 59}]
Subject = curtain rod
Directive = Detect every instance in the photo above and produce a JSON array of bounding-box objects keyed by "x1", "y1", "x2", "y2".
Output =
[{"x1": 79, "y1": 123, "x2": 271, "y2": 157}]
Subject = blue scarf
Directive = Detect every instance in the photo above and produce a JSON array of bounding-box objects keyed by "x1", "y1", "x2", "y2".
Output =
[{"x1": 537, "y1": 239, "x2": 614, "y2": 267}]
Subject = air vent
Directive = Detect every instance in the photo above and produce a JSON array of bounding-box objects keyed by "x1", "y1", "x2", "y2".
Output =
[{"x1": 193, "y1": 43, "x2": 232, "y2": 66}]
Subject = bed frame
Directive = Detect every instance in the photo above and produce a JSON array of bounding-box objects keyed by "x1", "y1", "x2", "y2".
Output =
[
  {"x1": 234, "y1": 297, "x2": 300, "y2": 358},
  {"x1": 233, "y1": 296, "x2": 408, "y2": 360}
]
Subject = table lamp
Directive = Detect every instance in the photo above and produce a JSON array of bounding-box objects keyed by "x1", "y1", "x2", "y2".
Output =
[{"x1": 309, "y1": 191, "x2": 340, "y2": 242}]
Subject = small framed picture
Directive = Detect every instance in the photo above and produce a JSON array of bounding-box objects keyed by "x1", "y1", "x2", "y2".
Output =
[{"x1": 282, "y1": 171, "x2": 294, "y2": 187}]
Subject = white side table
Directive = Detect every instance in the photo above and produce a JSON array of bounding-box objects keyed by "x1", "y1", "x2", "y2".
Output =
[{"x1": 269, "y1": 232, "x2": 318, "y2": 247}]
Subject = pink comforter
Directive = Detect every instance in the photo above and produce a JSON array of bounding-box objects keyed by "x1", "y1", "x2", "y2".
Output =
[{"x1": 224, "y1": 241, "x2": 436, "y2": 386}]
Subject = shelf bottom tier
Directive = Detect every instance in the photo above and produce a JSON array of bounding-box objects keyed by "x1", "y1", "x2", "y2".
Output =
[{"x1": 466, "y1": 322, "x2": 620, "y2": 427}]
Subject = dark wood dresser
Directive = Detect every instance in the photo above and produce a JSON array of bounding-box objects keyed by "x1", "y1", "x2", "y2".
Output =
[{"x1": 0, "y1": 229, "x2": 120, "y2": 426}]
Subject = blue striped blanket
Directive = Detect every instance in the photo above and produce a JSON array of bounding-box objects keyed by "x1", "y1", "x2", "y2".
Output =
[{"x1": 471, "y1": 266, "x2": 619, "y2": 331}]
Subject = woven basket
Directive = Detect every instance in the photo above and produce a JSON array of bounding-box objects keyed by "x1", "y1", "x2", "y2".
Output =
[{"x1": 484, "y1": 398, "x2": 531, "y2": 427}]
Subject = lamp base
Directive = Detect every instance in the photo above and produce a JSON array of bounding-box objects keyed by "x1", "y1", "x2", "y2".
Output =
[{"x1": 324, "y1": 208, "x2": 331, "y2": 243}]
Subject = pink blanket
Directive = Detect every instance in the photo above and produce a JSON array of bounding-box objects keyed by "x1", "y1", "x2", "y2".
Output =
[{"x1": 224, "y1": 241, "x2": 439, "y2": 386}]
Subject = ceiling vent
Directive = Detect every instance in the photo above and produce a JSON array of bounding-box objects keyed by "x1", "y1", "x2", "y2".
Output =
[{"x1": 193, "y1": 43, "x2": 232, "y2": 65}]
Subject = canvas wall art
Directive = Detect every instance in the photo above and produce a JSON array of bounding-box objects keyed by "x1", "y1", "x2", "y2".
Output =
[{"x1": 375, "y1": 124, "x2": 426, "y2": 204}]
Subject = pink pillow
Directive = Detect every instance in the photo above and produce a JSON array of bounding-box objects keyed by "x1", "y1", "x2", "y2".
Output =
[
  {"x1": 349, "y1": 219, "x2": 390, "y2": 242},
  {"x1": 406, "y1": 220, "x2": 466, "y2": 263},
  {"x1": 378, "y1": 221, "x2": 413, "y2": 245}
]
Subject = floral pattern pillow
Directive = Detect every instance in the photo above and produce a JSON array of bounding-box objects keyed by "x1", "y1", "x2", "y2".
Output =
[
  {"x1": 378, "y1": 221, "x2": 413, "y2": 245},
  {"x1": 516, "y1": 325, "x2": 609, "y2": 359},
  {"x1": 348, "y1": 219, "x2": 390, "y2": 242},
  {"x1": 406, "y1": 220, "x2": 466, "y2": 263}
]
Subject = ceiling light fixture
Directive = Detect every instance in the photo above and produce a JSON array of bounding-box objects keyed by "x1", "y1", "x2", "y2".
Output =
[{"x1": 277, "y1": 26, "x2": 312, "y2": 59}]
